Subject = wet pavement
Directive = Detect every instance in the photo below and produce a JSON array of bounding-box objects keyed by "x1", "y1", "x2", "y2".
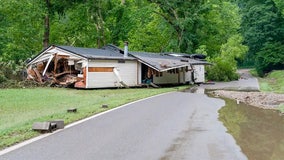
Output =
[
  {"x1": 199, "y1": 69, "x2": 260, "y2": 91},
  {"x1": 0, "y1": 92, "x2": 247, "y2": 160}
]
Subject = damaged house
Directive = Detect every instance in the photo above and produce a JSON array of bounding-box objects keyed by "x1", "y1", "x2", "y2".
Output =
[{"x1": 26, "y1": 44, "x2": 209, "y2": 89}]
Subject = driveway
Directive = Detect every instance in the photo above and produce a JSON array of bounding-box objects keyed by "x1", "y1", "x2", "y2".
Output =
[{"x1": 0, "y1": 92, "x2": 247, "y2": 160}]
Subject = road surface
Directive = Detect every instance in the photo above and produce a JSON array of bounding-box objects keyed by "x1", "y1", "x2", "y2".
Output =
[
  {"x1": 200, "y1": 69, "x2": 260, "y2": 91},
  {"x1": 0, "y1": 92, "x2": 247, "y2": 160}
]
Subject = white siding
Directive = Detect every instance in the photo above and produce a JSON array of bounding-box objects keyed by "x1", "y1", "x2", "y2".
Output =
[
  {"x1": 153, "y1": 68, "x2": 188, "y2": 85},
  {"x1": 179, "y1": 69, "x2": 185, "y2": 84},
  {"x1": 153, "y1": 71, "x2": 179, "y2": 84},
  {"x1": 137, "y1": 62, "x2": 142, "y2": 84},
  {"x1": 185, "y1": 71, "x2": 192, "y2": 82},
  {"x1": 193, "y1": 65, "x2": 205, "y2": 83},
  {"x1": 87, "y1": 59, "x2": 138, "y2": 88}
]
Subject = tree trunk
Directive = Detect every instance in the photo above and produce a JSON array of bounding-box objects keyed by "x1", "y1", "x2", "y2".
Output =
[{"x1": 43, "y1": 0, "x2": 50, "y2": 49}]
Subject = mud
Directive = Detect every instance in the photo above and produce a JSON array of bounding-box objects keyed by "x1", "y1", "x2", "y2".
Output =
[
  {"x1": 200, "y1": 69, "x2": 284, "y2": 110},
  {"x1": 211, "y1": 90, "x2": 284, "y2": 110}
]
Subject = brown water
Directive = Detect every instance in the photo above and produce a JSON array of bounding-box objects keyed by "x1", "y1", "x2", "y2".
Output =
[{"x1": 219, "y1": 98, "x2": 284, "y2": 160}]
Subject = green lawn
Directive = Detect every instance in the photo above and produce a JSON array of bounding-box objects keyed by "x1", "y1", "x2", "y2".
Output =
[
  {"x1": 255, "y1": 70, "x2": 284, "y2": 113},
  {"x1": 258, "y1": 70, "x2": 284, "y2": 94},
  {"x1": 0, "y1": 86, "x2": 187, "y2": 150}
]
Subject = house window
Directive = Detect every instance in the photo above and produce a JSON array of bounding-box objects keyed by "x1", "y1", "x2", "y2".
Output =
[{"x1": 118, "y1": 59, "x2": 125, "y2": 63}]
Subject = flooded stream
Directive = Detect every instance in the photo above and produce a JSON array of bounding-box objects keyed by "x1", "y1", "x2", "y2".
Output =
[{"x1": 219, "y1": 98, "x2": 284, "y2": 160}]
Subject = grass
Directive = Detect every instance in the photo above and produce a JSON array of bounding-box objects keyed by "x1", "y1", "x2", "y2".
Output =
[
  {"x1": 252, "y1": 70, "x2": 284, "y2": 113},
  {"x1": 0, "y1": 86, "x2": 188, "y2": 150},
  {"x1": 278, "y1": 104, "x2": 284, "y2": 114},
  {"x1": 257, "y1": 70, "x2": 284, "y2": 94}
]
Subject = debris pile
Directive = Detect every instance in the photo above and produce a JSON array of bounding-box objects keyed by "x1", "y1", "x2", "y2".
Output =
[
  {"x1": 26, "y1": 54, "x2": 82, "y2": 87},
  {"x1": 211, "y1": 90, "x2": 284, "y2": 109}
]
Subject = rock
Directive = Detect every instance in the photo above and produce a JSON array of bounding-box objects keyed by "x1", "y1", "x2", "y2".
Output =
[{"x1": 211, "y1": 90, "x2": 284, "y2": 110}]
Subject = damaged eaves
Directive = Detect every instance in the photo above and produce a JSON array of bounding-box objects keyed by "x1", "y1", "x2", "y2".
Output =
[
  {"x1": 129, "y1": 51, "x2": 189, "y2": 72},
  {"x1": 27, "y1": 53, "x2": 83, "y2": 87},
  {"x1": 27, "y1": 46, "x2": 88, "y2": 87}
]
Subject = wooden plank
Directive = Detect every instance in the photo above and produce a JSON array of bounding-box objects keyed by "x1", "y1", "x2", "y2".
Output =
[{"x1": 88, "y1": 67, "x2": 114, "y2": 72}]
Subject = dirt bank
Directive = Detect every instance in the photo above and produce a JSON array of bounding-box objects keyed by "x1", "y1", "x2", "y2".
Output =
[{"x1": 211, "y1": 90, "x2": 284, "y2": 109}]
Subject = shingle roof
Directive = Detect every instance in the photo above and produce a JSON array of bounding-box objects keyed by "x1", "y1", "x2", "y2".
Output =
[
  {"x1": 129, "y1": 51, "x2": 188, "y2": 71},
  {"x1": 58, "y1": 46, "x2": 134, "y2": 60}
]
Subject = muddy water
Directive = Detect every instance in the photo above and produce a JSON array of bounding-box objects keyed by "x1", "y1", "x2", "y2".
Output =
[{"x1": 219, "y1": 98, "x2": 284, "y2": 160}]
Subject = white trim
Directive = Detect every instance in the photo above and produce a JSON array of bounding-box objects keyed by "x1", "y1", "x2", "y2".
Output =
[
  {"x1": 113, "y1": 68, "x2": 122, "y2": 82},
  {"x1": 42, "y1": 54, "x2": 55, "y2": 76},
  {"x1": 27, "y1": 46, "x2": 86, "y2": 66},
  {"x1": 86, "y1": 61, "x2": 89, "y2": 88}
]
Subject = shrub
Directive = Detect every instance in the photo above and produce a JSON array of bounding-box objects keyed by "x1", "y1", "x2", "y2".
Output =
[
  {"x1": 0, "y1": 59, "x2": 26, "y2": 88},
  {"x1": 255, "y1": 42, "x2": 284, "y2": 77},
  {"x1": 206, "y1": 57, "x2": 239, "y2": 81}
]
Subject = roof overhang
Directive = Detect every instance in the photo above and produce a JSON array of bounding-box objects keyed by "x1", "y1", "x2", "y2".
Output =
[
  {"x1": 27, "y1": 45, "x2": 86, "y2": 66},
  {"x1": 132, "y1": 54, "x2": 189, "y2": 72}
]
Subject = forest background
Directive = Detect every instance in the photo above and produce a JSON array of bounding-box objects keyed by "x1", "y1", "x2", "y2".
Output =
[{"x1": 0, "y1": 0, "x2": 283, "y2": 86}]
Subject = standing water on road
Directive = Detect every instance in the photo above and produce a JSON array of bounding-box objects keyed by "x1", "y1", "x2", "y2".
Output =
[{"x1": 219, "y1": 98, "x2": 284, "y2": 160}]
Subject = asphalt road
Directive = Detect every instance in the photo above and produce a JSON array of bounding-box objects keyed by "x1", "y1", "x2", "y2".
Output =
[
  {"x1": 200, "y1": 69, "x2": 260, "y2": 91},
  {"x1": 0, "y1": 91, "x2": 247, "y2": 160}
]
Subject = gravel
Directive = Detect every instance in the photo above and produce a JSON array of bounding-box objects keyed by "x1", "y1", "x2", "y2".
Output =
[
  {"x1": 199, "y1": 69, "x2": 284, "y2": 110},
  {"x1": 210, "y1": 90, "x2": 284, "y2": 109}
]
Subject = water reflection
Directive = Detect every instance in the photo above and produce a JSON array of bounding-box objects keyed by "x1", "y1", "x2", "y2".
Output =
[{"x1": 219, "y1": 98, "x2": 284, "y2": 160}]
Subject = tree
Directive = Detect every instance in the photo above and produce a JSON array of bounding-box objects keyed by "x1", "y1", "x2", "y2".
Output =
[
  {"x1": 273, "y1": 0, "x2": 284, "y2": 16},
  {"x1": 236, "y1": 0, "x2": 284, "y2": 74},
  {"x1": 207, "y1": 34, "x2": 248, "y2": 81},
  {"x1": 255, "y1": 42, "x2": 284, "y2": 76},
  {"x1": 148, "y1": 0, "x2": 207, "y2": 53},
  {"x1": 128, "y1": 11, "x2": 173, "y2": 52},
  {"x1": 0, "y1": 0, "x2": 44, "y2": 62},
  {"x1": 43, "y1": 0, "x2": 50, "y2": 48},
  {"x1": 197, "y1": 1, "x2": 242, "y2": 57}
]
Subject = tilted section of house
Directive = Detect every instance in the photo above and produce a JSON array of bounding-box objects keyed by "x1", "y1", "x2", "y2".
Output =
[{"x1": 26, "y1": 44, "x2": 210, "y2": 89}]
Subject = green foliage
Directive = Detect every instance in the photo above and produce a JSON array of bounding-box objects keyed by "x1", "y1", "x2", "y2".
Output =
[
  {"x1": 148, "y1": 0, "x2": 207, "y2": 53},
  {"x1": 249, "y1": 69, "x2": 258, "y2": 77},
  {"x1": 207, "y1": 34, "x2": 247, "y2": 81},
  {"x1": 255, "y1": 42, "x2": 284, "y2": 76},
  {"x1": 0, "y1": 58, "x2": 25, "y2": 85},
  {"x1": 273, "y1": 0, "x2": 284, "y2": 16},
  {"x1": 0, "y1": 0, "x2": 44, "y2": 62},
  {"x1": 206, "y1": 57, "x2": 239, "y2": 81},
  {"x1": 258, "y1": 70, "x2": 284, "y2": 93},
  {"x1": 50, "y1": 3, "x2": 98, "y2": 47},
  {"x1": 278, "y1": 104, "x2": 284, "y2": 113},
  {"x1": 237, "y1": 0, "x2": 284, "y2": 73},
  {"x1": 220, "y1": 34, "x2": 248, "y2": 60},
  {"x1": 128, "y1": 9, "x2": 173, "y2": 52},
  {"x1": 198, "y1": 1, "x2": 242, "y2": 57}
]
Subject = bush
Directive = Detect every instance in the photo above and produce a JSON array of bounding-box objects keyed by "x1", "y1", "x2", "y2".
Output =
[
  {"x1": 206, "y1": 57, "x2": 239, "y2": 81},
  {"x1": 255, "y1": 42, "x2": 284, "y2": 77},
  {"x1": 0, "y1": 59, "x2": 26, "y2": 88}
]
